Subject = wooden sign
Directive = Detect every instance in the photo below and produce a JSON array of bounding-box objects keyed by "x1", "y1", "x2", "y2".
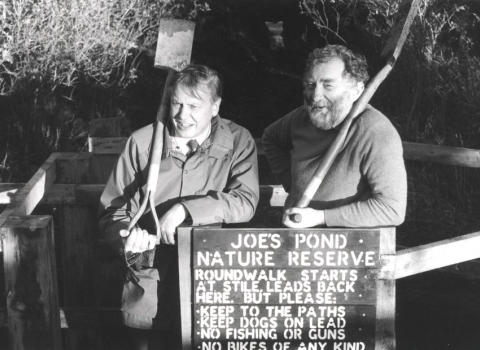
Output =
[{"x1": 178, "y1": 228, "x2": 395, "y2": 350}]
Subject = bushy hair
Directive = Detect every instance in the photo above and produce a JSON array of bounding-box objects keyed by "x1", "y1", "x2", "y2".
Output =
[
  {"x1": 305, "y1": 45, "x2": 369, "y2": 84},
  {"x1": 170, "y1": 64, "x2": 223, "y2": 102}
]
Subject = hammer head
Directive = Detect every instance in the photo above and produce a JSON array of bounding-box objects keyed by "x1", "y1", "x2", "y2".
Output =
[{"x1": 154, "y1": 18, "x2": 196, "y2": 71}]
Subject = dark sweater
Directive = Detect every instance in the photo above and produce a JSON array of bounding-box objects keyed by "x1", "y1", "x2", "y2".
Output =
[{"x1": 262, "y1": 104, "x2": 407, "y2": 227}]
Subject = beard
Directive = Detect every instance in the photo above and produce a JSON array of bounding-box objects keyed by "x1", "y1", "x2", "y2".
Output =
[{"x1": 305, "y1": 94, "x2": 352, "y2": 130}]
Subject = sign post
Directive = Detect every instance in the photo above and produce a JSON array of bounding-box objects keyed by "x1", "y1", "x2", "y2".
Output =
[{"x1": 178, "y1": 227, "x2": 395, "y2": 350}]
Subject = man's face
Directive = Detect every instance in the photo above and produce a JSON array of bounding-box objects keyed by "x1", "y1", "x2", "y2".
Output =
[
  {"x1": 170, "y1": 84, "x2": 221, "y2": 139},
  {"x1": 303, "y1": 57, "x2": 363, "y2": 130}
]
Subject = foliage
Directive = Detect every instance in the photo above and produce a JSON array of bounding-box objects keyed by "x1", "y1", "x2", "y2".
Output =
[
  {"x1": 0, "y1": 0, "x2": 207, "y2": 181},
  {"x1": 0, "y1": 0, "x2": 205, "y2": 94},
  {"x1": 300, "y1": 0, "x2": 480, "y2": 146},
  {"x1": 301, "y1": 0, "x2": 480, "y2": 242}
]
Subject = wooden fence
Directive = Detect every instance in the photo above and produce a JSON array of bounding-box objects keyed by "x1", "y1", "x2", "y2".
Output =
[{"x1": 0, "y1": 116, "x2": 480, "y2": 349}]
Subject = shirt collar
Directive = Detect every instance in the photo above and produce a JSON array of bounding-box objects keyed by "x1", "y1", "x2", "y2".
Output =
[{"x1": 172, "y1": 123, "x2": 211, "y2": 155}]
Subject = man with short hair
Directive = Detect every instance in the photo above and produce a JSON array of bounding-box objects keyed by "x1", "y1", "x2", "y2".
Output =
[
  {"x1": 262, "y1": 45, "x2": 407, "y2": 228},
  {"x1": 99, "y1": 64, "x2": 259, "y2": 349}
]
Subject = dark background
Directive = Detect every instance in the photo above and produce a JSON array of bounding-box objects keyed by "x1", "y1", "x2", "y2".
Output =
[{"x1": 1, "y1": 0, "x2": 480, "y2": 349}]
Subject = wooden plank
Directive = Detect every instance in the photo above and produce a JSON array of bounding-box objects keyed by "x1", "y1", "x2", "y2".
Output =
[
  {"x1": 0, "y1": 184, "x2": 21, "y2": 204},
  {"x1": 87, "y1": 137, "x2": 480, "y2": 168},
  {"x1": 88, "y1": 137, "x2": 128, "y2": 154},
  {"x1": 55, "y1": 153, "x2": 103, "y2": 350},
  {"x1": 193, "y1": 269, "x2": 378, "y2": 304},
  {"x1": 374, "y1": 279, "x2": 395, "y2": 350},
  {"x1": 178, "y1": 227, "x2": 193, "y2": 350},
  {"x1": 88, "y1": 154, "x2": 118, "y2": 184},
  {"x1": 378, "y1": 227, "x2": 396, "y2": 280},
  {"x1": 55, "y1": 152, "x2": 92, "y2": 184},
  {"x1": 375, "y1": 228, "x2": 396, "y2": 349},
  {"x1": 191, "y1": 228, "x2": 382, "y2": 350},
  {"x1": 0, "y1": 307, "x2": 124, "y2": 329},
  {"x1": 86, "y1": 116, "x2": 477, "y2": 169},
  {"x1": 1, "y1": 184, "x2": 78, "y2": 205},
  {"x1": 1, "y1": 215, "x2": 62, "y2": 350},
  {"x1": 60, "y1": 307, "x2": 123, "y2": 329},
  {"x1": 0, "y1": 153, "x2": 59, "y2": 253},
  {"x1": 395, "y1": 230, "x2": 480, "y2": 279},
  {"x1": 379, "y1": 227, "x2": 396, "y2": 256},
  {"x1": 89, "y1": 117, "x2": 130, "y2": 138},
  {"x1": 193, "y1": 228, "x2": 381, "y2": 268},
  {"x1": 0, "y1": 153, "x2": 58, "y2": 226},
  {"x1": 59, "y1": 205, "x2": 98, "y2": 306},
  {"x1": 193, "y1": 306, "x2": 377, "y2": 343},
  {"x1": 55, "y1": 151, "x2": 115, "y2": 186},
  {"x1": 402, "y1": 141, "x2": 480, "y2": 168},
  {"x1": 75, "y1": 184, "x2": 106, "y2": 206},
  {"x1": 1, "y1": 184, "x2": 288, "y2": 207},
  {"x1": 58, "y1": 203, "x2": 102, "y2": 349},
  {"x1": 259, "y1": 185, "x2": 288, "y2": 207}
]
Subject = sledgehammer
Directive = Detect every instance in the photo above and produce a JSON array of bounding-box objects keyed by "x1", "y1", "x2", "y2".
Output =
[
  {"x1": 291, "y1": 0, "x2": 421, "y2": 223},
  {"x1": 127, "y1": 19, "x2": 195, "y2": 244}
]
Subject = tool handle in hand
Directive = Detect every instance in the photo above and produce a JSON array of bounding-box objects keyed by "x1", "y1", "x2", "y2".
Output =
[
  {"x1": 127, "y1": 190, "x2": 151, "y2": 232},
  {"x1": 290, "y1": 213, "x2": 302, "y2": 223},
  {"x1": 125, "y1": 190, "x2": 161, "y2": 246}
]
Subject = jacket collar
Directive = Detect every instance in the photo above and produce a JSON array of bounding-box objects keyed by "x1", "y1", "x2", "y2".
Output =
[
  {"x1": 163, "y1": 115, "x2": 233, "y2": 159},
  {"x1": 203, "y1": 115, "x2": 234, "y2": 158}
]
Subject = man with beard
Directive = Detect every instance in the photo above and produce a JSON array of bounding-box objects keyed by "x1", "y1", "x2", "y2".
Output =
[{"x1": 262, "y1": 45, "x2": 407, "y2": 228}]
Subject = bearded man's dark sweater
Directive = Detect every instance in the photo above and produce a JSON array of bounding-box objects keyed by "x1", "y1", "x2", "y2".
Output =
[{"x1": 262, "y1": 104, "x2": 407, "y2": 227}]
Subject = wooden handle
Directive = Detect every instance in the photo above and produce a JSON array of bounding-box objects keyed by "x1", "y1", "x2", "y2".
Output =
[
  {"x1": 294, "y1": 62, "x2": 393, "y2": 216},
  {"x1": 127, "y1": 190, "x2": 151, "y2": 232},
  {"x1": 145, "y1": 69, "x2": 174, "y2": 193},
  {"x1": 290, "y1": 213, "x2": 302, "y2": 223},
  {"x1": 126, "y1": 69, "x2": 174, "y2": 241},
  {"x1": 292, "y1": 0, "x2": 420, "y2": 223}
]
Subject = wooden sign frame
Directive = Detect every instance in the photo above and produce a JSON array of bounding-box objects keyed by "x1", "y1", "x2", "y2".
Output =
[{"x1": 178, "y1": 227, "x2": 395, "y2": 350}]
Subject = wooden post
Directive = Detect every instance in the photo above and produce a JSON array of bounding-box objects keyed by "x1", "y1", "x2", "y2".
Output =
[
  {"x1": 376, "y1": 227, "x2": 396, "y2": 350},
  {"x1": 87, "y1": 137, "x2": 480, "y2": 169},
  {"x1": 0, "y1": 152, "x2": 58, "y2": 252},
  {"x1": 1, "y1": 215, "x2": 61, "y2": 350},
  {"x1": 394, "y1": 230, "x2": 480, "y2": 279},
  {"x1": 59, "y1": 205, "x2": 98, "y2": 307},
  {"x1": 180, "y1": 227, "x2": 395, "y2": 350},
  {"x1": 55, "y1": 153, "x2": 101, "y2": 350},
  {"x1": 178, "y1": 227, "x2": 193, "y2": 350}
]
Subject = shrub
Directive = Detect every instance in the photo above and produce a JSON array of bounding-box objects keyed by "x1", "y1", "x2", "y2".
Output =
[
  {"x1": 0, "y1": 0, "x2": 206, "y2": 181},
  {"x1": 0, "y1": 0, "x2": 205, "y2": 94},
  {"x1": 300, "y1": 0, "x2": 480, "y2": 242}
]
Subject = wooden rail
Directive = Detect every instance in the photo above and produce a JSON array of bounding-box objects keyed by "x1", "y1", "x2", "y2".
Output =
[
  {"x1": 395, "y1": 230, "x2": 480, "y2": 279},
  {"x1": 88, "y1": 137, "x2": 480, "y2": 168},
  {"x1": 0, "y1": 183, "x2": 287, "y2": 207},
  {"x1": 0, "y1": 120, "x2": 479, "y2": 349},
  {"x1": 0, "y1": 152, "x2": 58, "y2": 228}
]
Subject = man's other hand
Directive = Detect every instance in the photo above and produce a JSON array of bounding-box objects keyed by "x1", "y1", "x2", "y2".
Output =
[
  {"x1": 120, "y1": 227, "x2": 156, "y2": 253},
  {"x1": 283, "y1": 207, "x2": 326, "y2": 228},
  {"x1": 159, "y1": 203, "x2": 188, "y2": 245}
]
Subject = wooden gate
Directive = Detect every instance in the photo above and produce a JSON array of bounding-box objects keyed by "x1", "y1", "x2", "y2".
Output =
[{"x1": 0, "y1": 117, "x2": 480, "y2": 349}]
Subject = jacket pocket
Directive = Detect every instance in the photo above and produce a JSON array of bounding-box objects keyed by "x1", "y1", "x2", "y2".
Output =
[{"x1": 122, "y1": 265, "x2": 160, "y2": 319}]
